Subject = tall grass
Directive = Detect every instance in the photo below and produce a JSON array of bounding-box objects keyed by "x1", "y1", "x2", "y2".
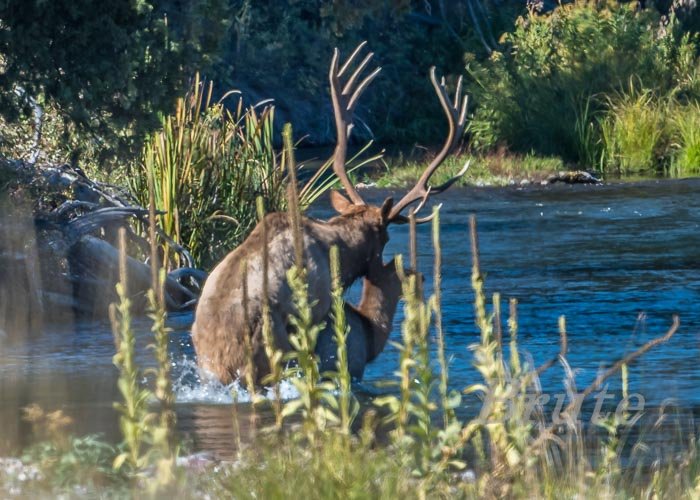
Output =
[
  {"x1": 466, "y1": 3, "x2": 700, "y2": 171},
  {"x1": 600, "y1": 87, "x2": 667, "y2": 174},
  {"x1": 669, "y1": 102, "x2": 700, "y2": 177},
  {"x1": 131, "y1": 74, "x2": 284, "y2": 269}
]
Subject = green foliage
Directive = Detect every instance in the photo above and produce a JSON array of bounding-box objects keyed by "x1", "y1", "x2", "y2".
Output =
[
  {"x1": 0, "y1": 0, "x2": 229, "y2": 169},
  {"x1": 109, "y1": 266, "x2": 152, "y2": 471},
  {"x1": 144, "y1": 269, "x2": 177, "y2": 489},
  {"x1": 669, "y1": 102, "x2": 700, "y2": 176},
  {"x1": 20, "y1": 404, "x2": 125, "y2": 490},
  {"x1": 108, "y1": 230, "x2": 177, "y2": 493},
  {"x1": 373, "y1": 151, "x2": 564, "y2": 187},
  {"x1": 132, "y1": 76, "x2": 286, "y2": 269},
  {"x1": 328, "y1": 245, "x2": 359, "y2": 437},
  {"x1": 600, "y1": 87, "x2": 668, "y2": 174},
  {"x1": 212, "y1": 433, "x2": 415, "y2": 499},
  {"x1": 22, "y1": 434, "x2": 123, "y2": 490},
  {"x1": 467, "y1": 3, "x2": 700, "y2": 168},
  {"x1": 283, "y1": 265, "x2": 338, "y2": 442}
]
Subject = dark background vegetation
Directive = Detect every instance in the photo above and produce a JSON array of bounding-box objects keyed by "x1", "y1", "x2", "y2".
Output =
[
  {"x1": 2, "y1": 1, "x2": 700, "y2": 170},
  {"x1": 4, "y1": 1, "x2": 700, "y2": 268}
]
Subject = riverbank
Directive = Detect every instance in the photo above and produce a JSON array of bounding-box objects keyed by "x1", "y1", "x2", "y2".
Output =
[{"x1": 367, "y1": 149, "x2": 700, "y2": 189}]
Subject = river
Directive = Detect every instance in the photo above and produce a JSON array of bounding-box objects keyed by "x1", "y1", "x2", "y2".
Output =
[{"x1": 2, "y1": 179, "x2": 699, "y2": 456}]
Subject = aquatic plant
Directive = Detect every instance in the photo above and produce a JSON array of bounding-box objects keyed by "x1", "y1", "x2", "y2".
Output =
[{"x1": 131, "y1": 75, "x2": 285, "y2": 269}]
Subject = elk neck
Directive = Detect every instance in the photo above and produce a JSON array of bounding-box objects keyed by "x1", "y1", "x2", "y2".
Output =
[
  {"x1": 356, "y1": 273, "x2": 403, "y2": 361},
  {"x1": 314, "y1": 214, "x2": 385, "y2": 287}
]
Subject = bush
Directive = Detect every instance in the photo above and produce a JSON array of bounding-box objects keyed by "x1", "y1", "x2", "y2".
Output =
[{"x1": 466, "y1": 3, "x2": 699, "y2": 168}]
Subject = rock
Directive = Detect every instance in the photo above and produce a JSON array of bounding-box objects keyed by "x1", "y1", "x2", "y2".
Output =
[{"x1": 542, "y1": 170, "x2": 601, "y2": 185}]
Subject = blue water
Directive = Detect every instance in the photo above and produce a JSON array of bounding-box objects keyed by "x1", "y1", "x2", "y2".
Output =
[
  {"x1": 2, "y1": 179, "x2": 700, "y2": 454},
  {"x1": 355, "y1": 180, "x2": 700, "y2": 408}
]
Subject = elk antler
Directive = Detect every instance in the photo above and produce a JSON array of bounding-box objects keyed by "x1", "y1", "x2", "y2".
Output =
[
  {"x1": 329, "y1": 42, "x2": 382, "y2": 206},
  {"x1": 388, "y1": 67, "x2": 470, "y2": 222}
]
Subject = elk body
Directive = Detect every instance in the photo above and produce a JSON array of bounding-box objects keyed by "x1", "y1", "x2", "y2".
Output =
[
  {"x1": 192, "y1": 42, "x2": 469, "y2": 385},
  {"x1": 315, "y1": 259, "x2": 414, "y2": 381},
  {"x1": 192, "y1": 196, "x2": 393, "y2": 384}
]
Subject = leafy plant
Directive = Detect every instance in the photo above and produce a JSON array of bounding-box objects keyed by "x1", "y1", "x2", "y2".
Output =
[{"x1": 466, "y1": 3, "x2": 699, "y2": 169}]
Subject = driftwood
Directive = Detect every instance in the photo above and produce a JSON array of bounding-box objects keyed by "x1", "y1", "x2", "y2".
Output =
[
  {"x1": 69, "y1": 236, "x2": 199, "y2": 315},
  {"x1": 0, "y1": 157, "x2": 205, "y2": 329}
]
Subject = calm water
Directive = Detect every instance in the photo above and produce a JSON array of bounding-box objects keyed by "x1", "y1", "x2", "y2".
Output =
[{"x1": 2, "y1": 179, "x2": 700, "y2": 456}]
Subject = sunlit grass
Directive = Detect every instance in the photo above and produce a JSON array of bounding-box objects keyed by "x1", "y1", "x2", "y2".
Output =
[
  {"x1": 372, "y1": 151, "x2": 565, "y2": 188},
  {"x1": 669, "y1": 102, "x2": 700, "y2": 177},
  {"x1": 600, "y1": 88, "x2": 667, "y2": 175}
]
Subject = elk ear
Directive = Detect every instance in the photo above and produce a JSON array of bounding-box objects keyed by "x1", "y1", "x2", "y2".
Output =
[
  {"x1": 330, "y1": 190, "x2": 353, "y2": 214},
  {"x1": 380, "y1": 197, "x2": 394, "y2": 223}
]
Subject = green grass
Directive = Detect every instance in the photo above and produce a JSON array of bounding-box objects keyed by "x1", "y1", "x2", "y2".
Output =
[
  {"x1": 669, "y1": 102, "x2": 700, "y2": 177},
  {"x1": 372, "y1": 151, "x2": 566, "y2": 188},
  {"x1": 600, "y1": 88, "x2": 668, "y2": 175}
]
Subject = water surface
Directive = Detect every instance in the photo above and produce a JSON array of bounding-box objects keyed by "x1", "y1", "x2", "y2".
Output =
[{"x1": 2, "y1": 179, "x2": 699, "y2": 456}]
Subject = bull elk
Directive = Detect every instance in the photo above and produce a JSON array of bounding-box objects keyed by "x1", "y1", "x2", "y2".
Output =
[
  {"x1": 315, "y1": 259, "x2": 420, "y2": 381},
  {"x1": 192, "y1": 42, "x2": 469, "y2": 384}
]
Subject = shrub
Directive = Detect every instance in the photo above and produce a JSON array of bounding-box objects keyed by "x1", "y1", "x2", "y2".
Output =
[{"x1": 466, "y1": 3, "x2": 699, "y2": 168}]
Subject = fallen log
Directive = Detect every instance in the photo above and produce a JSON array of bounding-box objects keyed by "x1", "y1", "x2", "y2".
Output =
[{"x1": 1, "y1": 157, "x2": 206, "y2": 324}]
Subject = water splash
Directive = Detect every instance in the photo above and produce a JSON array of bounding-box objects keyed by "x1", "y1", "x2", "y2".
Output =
[{"x1": 171, "y1": 355, "x2": 300, "y2": 404}]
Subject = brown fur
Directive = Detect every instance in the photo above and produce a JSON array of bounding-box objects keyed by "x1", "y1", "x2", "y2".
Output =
[
  {"x1": 191, "y1": 194, "x2": 395, "y2": 384},
  {"x1": 315, "y1": 259, "x2": 412, "y2": 380}
]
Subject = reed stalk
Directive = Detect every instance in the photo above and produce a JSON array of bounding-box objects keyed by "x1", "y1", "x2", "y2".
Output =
[
  {"x1": 329, "y1": 245, "x2": 354, "y2": 437},
  {"x1": 283, "y1": 123, "x2": 304, "y2": 270},
  {"x1": 109, "y1": 229, "x2": 150, "y2": 471},
  {"x1": 256, "y1": 197, "x2": 283, "y2": 430},
  {"x1": 431, "y1": 207, "x2": 453, "y2": 427}
]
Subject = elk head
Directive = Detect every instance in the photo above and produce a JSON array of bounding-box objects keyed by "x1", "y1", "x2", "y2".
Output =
[{"x1": 326, "y1": 42, "x2": 470, "y2": 264}]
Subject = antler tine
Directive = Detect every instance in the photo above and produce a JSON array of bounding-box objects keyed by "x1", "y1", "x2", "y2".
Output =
[
  {"x1": 430, "y1": 159, "x2": 471, "y2": 195},
  {"x1": 338, "y1": 41, "x2": 367, "y2": 77},
  {"x1": 412, "y1": 186, "x2": 432, "y2": 216},
  {"x1": 329, "y1": 42, "x2": 381, "y2": 206},
  {"x1": 392, "y1": 202, "x2": 443, "y2": 225},
  {"x1": 348, "y1": 66, "x2": 382, "y2": 112},
  {"x1": 388, "y1": 67, "x2": 468, "y2": 220},
  {"x1": 415, "y1": 203, "x2": 442, "y2": 224},
  {"x1": 454, "y1": 76, "x2": 463, "y2": 110},
  {"x1": 343, "y1": 51, "x2": 374, "y2": 95}
]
